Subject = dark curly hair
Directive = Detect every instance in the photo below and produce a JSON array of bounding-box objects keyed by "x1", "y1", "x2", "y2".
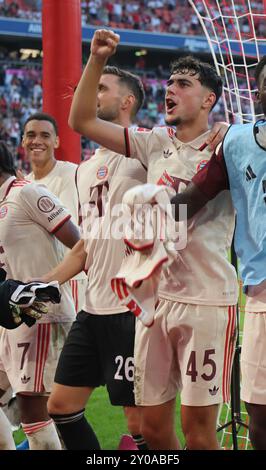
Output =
[{"x1": 170, "y1": 56, "x2": 223, "y2": 109}]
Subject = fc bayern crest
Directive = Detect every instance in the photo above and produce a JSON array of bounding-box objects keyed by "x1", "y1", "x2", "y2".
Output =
[
  {"x1": 97, "y1": 166, "x2": 108, "y2": 180},
  {"x1": 196, "y1": 159, "x2": 208, "y2": 172},
  {"x1": 0, "y1": 206, "x2": 8, "y2": 219}
]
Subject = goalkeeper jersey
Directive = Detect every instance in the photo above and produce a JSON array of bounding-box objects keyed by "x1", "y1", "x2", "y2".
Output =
[{"x1": 125, "y1": 126, "x2": 238, "y2": 306}]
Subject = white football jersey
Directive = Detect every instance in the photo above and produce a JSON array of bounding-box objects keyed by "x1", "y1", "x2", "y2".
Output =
[
  {"x1": 77, "y1": 148, "x2": 146, "y2": 315},
  {"x1": 28, "y1": 160, "x2": 85, "y2": 282},
  {"x1": 126, "y1": 126, "x2": 238, "y2": 306},
  {"x1": 28, "y1": 160, "x2": 78, "y2": 222},
  {"x1": 0, "y1": 176, "x2": 76, "y2": 322}
]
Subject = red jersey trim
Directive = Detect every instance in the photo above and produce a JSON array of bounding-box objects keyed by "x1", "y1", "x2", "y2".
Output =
[
  {"x1": 124, "y1": 238, "x2": 154, "y2": 252},
  {"x1": 4, "y1": 178, "x2": 30, "y2": 199},
  {"x1": 50, "y1": 214, "x2": 71, "y2": 234},
  {"x1": 124, "y1": 128, "x2": 131, "y2": 158},
  {"x1": 34, "y1": 323, "x2": 51, "y2": 392},
  {"x1": 75, "y1": 166, "x2": 82, "y2": 227}
]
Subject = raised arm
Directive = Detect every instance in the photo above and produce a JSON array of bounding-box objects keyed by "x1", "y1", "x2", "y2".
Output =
[{"x1": 69, "y1": 29, "x2": 126, "y2": 155}]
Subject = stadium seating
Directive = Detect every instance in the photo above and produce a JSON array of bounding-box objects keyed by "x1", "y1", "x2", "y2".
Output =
[
  {"x1": 0, "y1": 0, "x2": 256, "y2": 166},
  {"x1": 0, "y1": 1, "x2": 264, "y2": 36}
]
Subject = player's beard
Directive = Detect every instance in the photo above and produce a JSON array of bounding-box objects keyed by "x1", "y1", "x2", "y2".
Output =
[
  {"x1": 97, "y1": 107, "x2": 119, "y2": 122},
  {"x1": 165, "y1": 116, "x2": 182, "y2": 126}
]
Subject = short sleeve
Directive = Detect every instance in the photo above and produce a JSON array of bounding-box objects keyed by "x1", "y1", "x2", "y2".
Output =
[
  {"x1": 20, "y1": 183, "x2": 71, "y2": 233},
  {"x1": 124, "y1": 127, "x2": 152, "y2": 168}
]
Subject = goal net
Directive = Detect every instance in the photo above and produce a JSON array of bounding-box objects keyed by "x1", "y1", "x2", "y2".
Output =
[
  {"x1": 188, "y1": 0, "x2": 266, "y2": 124},
  {"x1": 188, "y1": 0, "x2": 266, "y2": 450}
]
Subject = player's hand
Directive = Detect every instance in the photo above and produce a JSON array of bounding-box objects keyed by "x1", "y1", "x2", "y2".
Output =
[
  {"x1": 23, "y1": 301, "x2": 48, "y2": 320},
  {"x1": 11, "y1": 301, "x2": 48, "y2": 325},
  {"x1": 205, "y1": 121, "x2": 229, "y2": 151},
  {"x1": 91, "y1": 29, "x2": 120, "y2": 60}
]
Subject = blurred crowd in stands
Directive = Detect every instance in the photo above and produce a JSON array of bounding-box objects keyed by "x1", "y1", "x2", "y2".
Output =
[
  {"x1": 0, "y1": 0, "x2": 263, "y2": 167},
  {"x1": 0, "y1": 0, "x2": 41, "y2": 21},
  {"x1": 1, "y1": 1, "x2": 265, "y2": 37},
  {"x1": 80, "y1": 0, "x2": 203, "y2": 35},
  {"x1": 0, "y1": 59, "x2": 226, "y2": 168},
  {"x1": 0, "y1": 63, "x2": 42, "y2": 171}
]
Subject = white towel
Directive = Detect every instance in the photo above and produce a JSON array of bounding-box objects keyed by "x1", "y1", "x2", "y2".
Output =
[{"x1": 111, "y1": 184, "x2": 176, "y2": 327}]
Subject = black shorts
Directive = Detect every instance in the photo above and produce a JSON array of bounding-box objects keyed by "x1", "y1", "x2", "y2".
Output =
[{"x1": 54, "y1": 310, "x2": 136, "y2": 406}]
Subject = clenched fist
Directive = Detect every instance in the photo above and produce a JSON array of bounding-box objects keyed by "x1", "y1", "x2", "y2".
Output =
[{"x1": 91, "y1": 29, "x2": 120, "y2": 60}]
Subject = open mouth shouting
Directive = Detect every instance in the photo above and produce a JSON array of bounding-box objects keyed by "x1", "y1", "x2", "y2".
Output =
[{"x1": 165, "y1": 98, "x2": 177, "y2": 114}]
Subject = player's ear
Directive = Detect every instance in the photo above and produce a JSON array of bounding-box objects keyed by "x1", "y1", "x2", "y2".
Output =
[
  {"x1": 255, "y1": 90, "x2": 260, "y2": 102},
  {"x1": 203, "y1": 91, "x2": 216, "y2": 110},
  {"x1": 54, "y1": 136, "x2": 60, "y2": 149}
]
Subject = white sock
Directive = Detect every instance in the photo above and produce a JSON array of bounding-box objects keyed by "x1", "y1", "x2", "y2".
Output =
[
  {"x1": 22, "y1": 419, "x2": 61, "y2": 450},
  {"x1": 0, "y1": 408, "x2": 16, "y2": 449}
]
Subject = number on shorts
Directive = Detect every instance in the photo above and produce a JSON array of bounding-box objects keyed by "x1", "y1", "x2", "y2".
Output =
[
  {"x1": 201, "y1": 349, "x2": 216, "y2": 381},
  {"x1": 114, "y1": 355, "x2": 134, "y2": 382},
  {"x1": 186, "y1": 349, "x2": 216, "y2": 382},
  {"x1": 186, "y1": 351, "x2": 198, "y2": 382},
  {"x1": 17, "y1": 342, "x2": 30, "y2": 370}
]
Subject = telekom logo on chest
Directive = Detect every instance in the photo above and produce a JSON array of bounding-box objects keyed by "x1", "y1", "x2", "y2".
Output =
[{"x1": 0, "y1": 206, "x2": 8, "y2": 219}]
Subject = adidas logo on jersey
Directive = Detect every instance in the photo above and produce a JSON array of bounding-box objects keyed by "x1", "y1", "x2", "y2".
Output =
[
  {"x1": 21, "y1": 375, "x2": 31, "y2": 384},
  {"x1": 246, "y1": 165, "x2": 257, "y2": 181},
  {"x1": 209, "y1": 385, "x2": 219, "y2": 396},
  {"x1": 163, "y1": 149, "x2": 173, "y2": 159}
]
